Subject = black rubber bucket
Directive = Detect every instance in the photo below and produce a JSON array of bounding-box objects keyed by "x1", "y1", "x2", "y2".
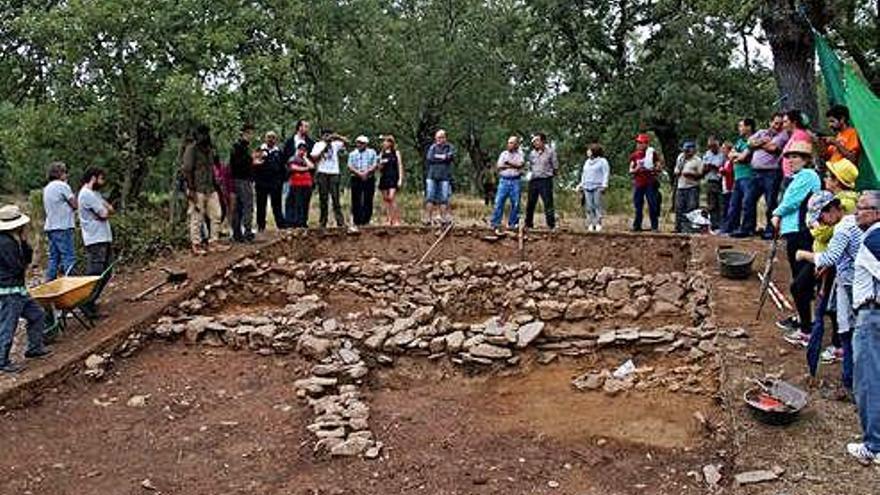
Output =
[{"x1": 717, "y1": 247, "x2": 755, "y2": 280}]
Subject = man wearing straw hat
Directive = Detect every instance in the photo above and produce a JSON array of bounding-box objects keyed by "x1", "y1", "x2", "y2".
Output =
[{"x1": 0, "y1": 204, "x2": 52, "y2": 373}]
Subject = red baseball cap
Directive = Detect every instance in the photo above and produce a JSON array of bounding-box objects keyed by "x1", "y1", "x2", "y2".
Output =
[{"x1": 635, "y1": 134, "x2": 651, "y2": 144}]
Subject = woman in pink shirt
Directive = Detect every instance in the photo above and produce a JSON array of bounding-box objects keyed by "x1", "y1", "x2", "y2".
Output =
[{"x1": 781, "y1": 110, "x2": 816, "y2": 192}]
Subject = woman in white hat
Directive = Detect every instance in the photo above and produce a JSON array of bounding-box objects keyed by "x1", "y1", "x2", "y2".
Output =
[{"x1": 0, "y1": 204, "x2": 51, "y2": 373}]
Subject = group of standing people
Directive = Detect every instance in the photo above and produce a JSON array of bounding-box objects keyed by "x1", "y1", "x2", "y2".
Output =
[{"x1": 180, "y1": 120, "x2": 409, "y2": 254}]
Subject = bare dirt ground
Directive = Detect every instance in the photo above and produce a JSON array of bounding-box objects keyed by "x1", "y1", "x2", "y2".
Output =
[
  {"x1": 694, "y1": 236, "x2": 880, "y2": 494},
  {"x1": 0, "y1": 225, "x2": 876, "y2": 495}
]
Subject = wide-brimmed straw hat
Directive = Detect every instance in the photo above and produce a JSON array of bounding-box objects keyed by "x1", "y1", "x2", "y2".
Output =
[
  {"x1": 0, "y1": 205, "x2": 30, "y2": 232},
  {"x1": 782, "y1": 140, "x2": 813, "y2": 157},
  {"x1": 827, "y1": 159, "x2": 859, "y2": 189}
]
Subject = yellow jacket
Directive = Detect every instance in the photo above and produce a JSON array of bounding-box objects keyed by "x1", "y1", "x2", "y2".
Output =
[{"x1": 812, "y1": 190, "x2": 859, "y2": 252}]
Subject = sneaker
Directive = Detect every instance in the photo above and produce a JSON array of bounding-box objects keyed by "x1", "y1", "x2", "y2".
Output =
[
  {"x1": 776, "y1": 316, "x2": 799, "y2": 332},
  {"x1": 493, "y1": 227, "x2": 504, "y2": 236},
  {"x1": 730, "y1": 230, "x2": 752, "y2": 238},
  {"x1": 347, "y1": 226, "x2": 360, "y2": 235},
  {"x1": 0, "y1": 362, "x2": 25, "y2": 374},
  {"x1": 783, "y1": 330, "x2": 810, "y2": 348},
  {"x1": 24, "y1": 348, "x2": 52, "y2": 359},
  {"x1": 846, "y1": 443, "x2": 880, "y2": 464},
  {"x1": 821, "y1": 346, "x2": 843, "y2": 364},
  {"x1": 595, "y1": 224, "x2": 602, "y2": 232}
]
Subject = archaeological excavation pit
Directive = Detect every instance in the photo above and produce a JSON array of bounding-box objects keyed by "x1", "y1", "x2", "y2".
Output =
[{"x1": 0, "y1": 230, "x2": 745, "y2": 495}]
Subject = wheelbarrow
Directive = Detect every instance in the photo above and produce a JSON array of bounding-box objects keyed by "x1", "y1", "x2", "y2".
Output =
[{"x1": 30, "y1": 261, "x2": 116, "y2": 337}]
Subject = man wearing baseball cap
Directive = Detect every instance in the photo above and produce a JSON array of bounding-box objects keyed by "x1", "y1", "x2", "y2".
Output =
[
  {"x1": 629, "y1": 133, "x2": 663, "y2": 231},
  {"x1": 0, "y1": 205, "x2": 52, "y2": 373},
  {"x1": 348, "y1": 135, "x2": 379, "y2": 231}
]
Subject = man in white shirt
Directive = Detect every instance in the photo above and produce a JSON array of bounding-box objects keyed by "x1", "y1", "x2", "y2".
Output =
[
  {"x1": 42, "y1": 161, "x2": 78, "y2": 280},
  {"x1": 77, "y1": 167, "x2": 114, "y2": 318},
  {"x1": 313, "y1": 130, "x2": 348, "y2": 229},
  {"x1": 490, "y1": 136, "x2": 524, "y2": 235}
]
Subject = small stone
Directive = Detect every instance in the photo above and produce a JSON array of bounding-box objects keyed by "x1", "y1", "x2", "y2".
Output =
[
  {"x1": 365, "y1": 444, "x2": 382, "y2": 459},
  {"x1": 702, "y1": 464, "x2": 722, "y2": 486},
  {"x1": 734, "y1": 470, "x2": 778, "y2": 485},
  {"x1": 548, "y1": 480, "x2": 560, "y2": 489},
  {"x1": 516, "y1": 322, "x2": 545, "y2": 348},
  {"x1": 469, "y1": 343, "x2": 513, "y2": 360},
  {"x1": 597, "y1": 331, "x2": 616, "y2": 346},
  {"x1": 537, "y1": 300, "x2": 568, "y2": 320},
  {"x1": 572, "y1": 372, "x2": 604, "y2": 391},
  {"x1": 605, "y1": 279, "x2": 631, "y2": 300},
  {"x1": 286, "y1": 279, "x2": 306, "y2": 296},
  {"x1": 297, "y1": 335, "x2": 335, "y2": 360},
  {"x1": 537, "y1": 352, "x2": 558, "y2": 365},
  {"x1": 331, "y1": 436, "x2": 373, "y2": 457},
  {"x1": 446, "y1": 331, "x2": 466, "y2": 352},
  {"x1": 141, "y1": 478, "x2": 157, "y2": 491},
  {"x1": 126, "y1": 394, "x2": 150, "y2": 408}
]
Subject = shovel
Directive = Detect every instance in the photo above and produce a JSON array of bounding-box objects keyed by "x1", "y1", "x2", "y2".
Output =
[
  {"x1": 129, "y1": 268, "x2": 189, "y2": 302},
  {"x1": 756, "y1": 232, "x2": 779, "y2": 320}
]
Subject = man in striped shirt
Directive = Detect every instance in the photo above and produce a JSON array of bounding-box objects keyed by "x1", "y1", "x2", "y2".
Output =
[{"x1": 846, "y1": 190, "x2": 880, "y2": 463}]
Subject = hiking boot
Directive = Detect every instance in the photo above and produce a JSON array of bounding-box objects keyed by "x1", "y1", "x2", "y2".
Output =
[
  {"x1": 776, "y1": 316, "x2": 799, "y2": 332},
  {"x1": 783, "y1": 330, "x2": 810, "y2": 348},
  {"x1": 846, "y1": 443, "x2": 880, "y2": 464},
  {"x1": 821, "y1": 345, "x2": 843, "y2": 364},
  {"x1": 0, "y1": 362, "x2": 25, "y2": 374},
  {"x1": 24, "y1": 348, "x2": 53, "y2": 359}
]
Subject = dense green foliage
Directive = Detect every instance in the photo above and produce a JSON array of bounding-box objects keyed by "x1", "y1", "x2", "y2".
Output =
[{"x1": 0, "y1": 0, "x2": 876, "y2": 204}]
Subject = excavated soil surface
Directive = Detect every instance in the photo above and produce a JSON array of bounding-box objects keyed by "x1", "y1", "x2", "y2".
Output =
[{"x1": 5, "y1": 229, "x2": 873, "y2": 494}]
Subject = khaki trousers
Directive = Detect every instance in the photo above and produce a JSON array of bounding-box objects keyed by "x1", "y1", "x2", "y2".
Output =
[{"x1": 188, "y1": 192, "x2": 222, "y2": 246}]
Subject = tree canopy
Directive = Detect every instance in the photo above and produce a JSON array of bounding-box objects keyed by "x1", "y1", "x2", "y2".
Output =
[{"x1": 0, "y1": 0, "x2": 876, "y2": 204}]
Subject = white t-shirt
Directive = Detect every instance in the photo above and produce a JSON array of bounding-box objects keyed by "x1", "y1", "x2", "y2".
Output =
[
  {"x1": 316, "y1": 140, "x2": 345, "y2": 175},
  {"x1": 78, "y1": 187, "x2": 112, "y2": 246},
  {"x1": 43, "y1": 180, "x2": 76, "y2": 231}
]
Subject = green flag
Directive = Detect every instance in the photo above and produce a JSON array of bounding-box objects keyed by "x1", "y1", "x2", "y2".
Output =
[
  {"x1": 816, "y1": 34, "x2": 846, "y2": 107},
  {"x1": 844, "y1": 65, "x2": 880, "y2": 189}
]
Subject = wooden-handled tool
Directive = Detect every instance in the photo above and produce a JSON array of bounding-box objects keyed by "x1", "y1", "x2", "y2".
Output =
[{"x1": 129, "y1": 268, "x2": 188, "y2": 302}]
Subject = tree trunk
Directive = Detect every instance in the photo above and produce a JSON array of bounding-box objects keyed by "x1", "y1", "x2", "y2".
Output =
[
  {"x1": 761, "y1": 1, "x2": 825, "y2": 124},
  {"x1": 464, "y1": 123, "x2": 490, "y2": 196},
  {"x1": 652, "y1": 121, "x2": 679, "y2": 214}
]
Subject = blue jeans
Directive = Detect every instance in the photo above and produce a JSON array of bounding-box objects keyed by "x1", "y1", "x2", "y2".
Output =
[
  {"x1": 853, "y1": 308, "x2": 880, "y2": 453},
  {"x1": 741, "y1": 169, "x2": 779, "y2": 235},
  {"x1": 45, "y1": 229, "x2": 76, "y2": 281},
  {"x1": 425, "y1": 179, "x2": 451, "y2": 205},
  {"x1": 491, "y1": 177, "x2": 521, "y2": 228},
  {"x1": 632, "y1": 184, "x2": 660, "y2": 231},
  {"x1": 0, "y1": 294, "x2": 46, "y2": 366},
  {"x1": 725, "y1": 178, "x2": 752, "y2": 233}
]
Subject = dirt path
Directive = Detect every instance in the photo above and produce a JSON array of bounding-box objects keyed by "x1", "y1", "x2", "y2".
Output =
[{"x1": 693, "y1": 236, "x2": 879, "y2": 494}]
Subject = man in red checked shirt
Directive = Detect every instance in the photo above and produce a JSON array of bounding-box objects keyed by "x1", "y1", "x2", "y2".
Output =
[{"x1": 629, "y1": 134, "x2": 664, "y2": 231}]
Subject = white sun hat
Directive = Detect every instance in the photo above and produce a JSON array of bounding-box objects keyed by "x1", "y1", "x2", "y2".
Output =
[{"x1": 0, "y1": 205, "x2": 30, "y2": 232}]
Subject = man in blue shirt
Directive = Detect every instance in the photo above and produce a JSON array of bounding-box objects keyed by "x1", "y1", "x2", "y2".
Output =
[
  {"x1": 847, "y1": 190, "x2": 880, "y2": 464},
  {"x1": 424, "y1": 130, "x2": 455, "y2": 226},
  {"x1": 347, "y1": 136, "x2": 378, "y2": 231}
]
